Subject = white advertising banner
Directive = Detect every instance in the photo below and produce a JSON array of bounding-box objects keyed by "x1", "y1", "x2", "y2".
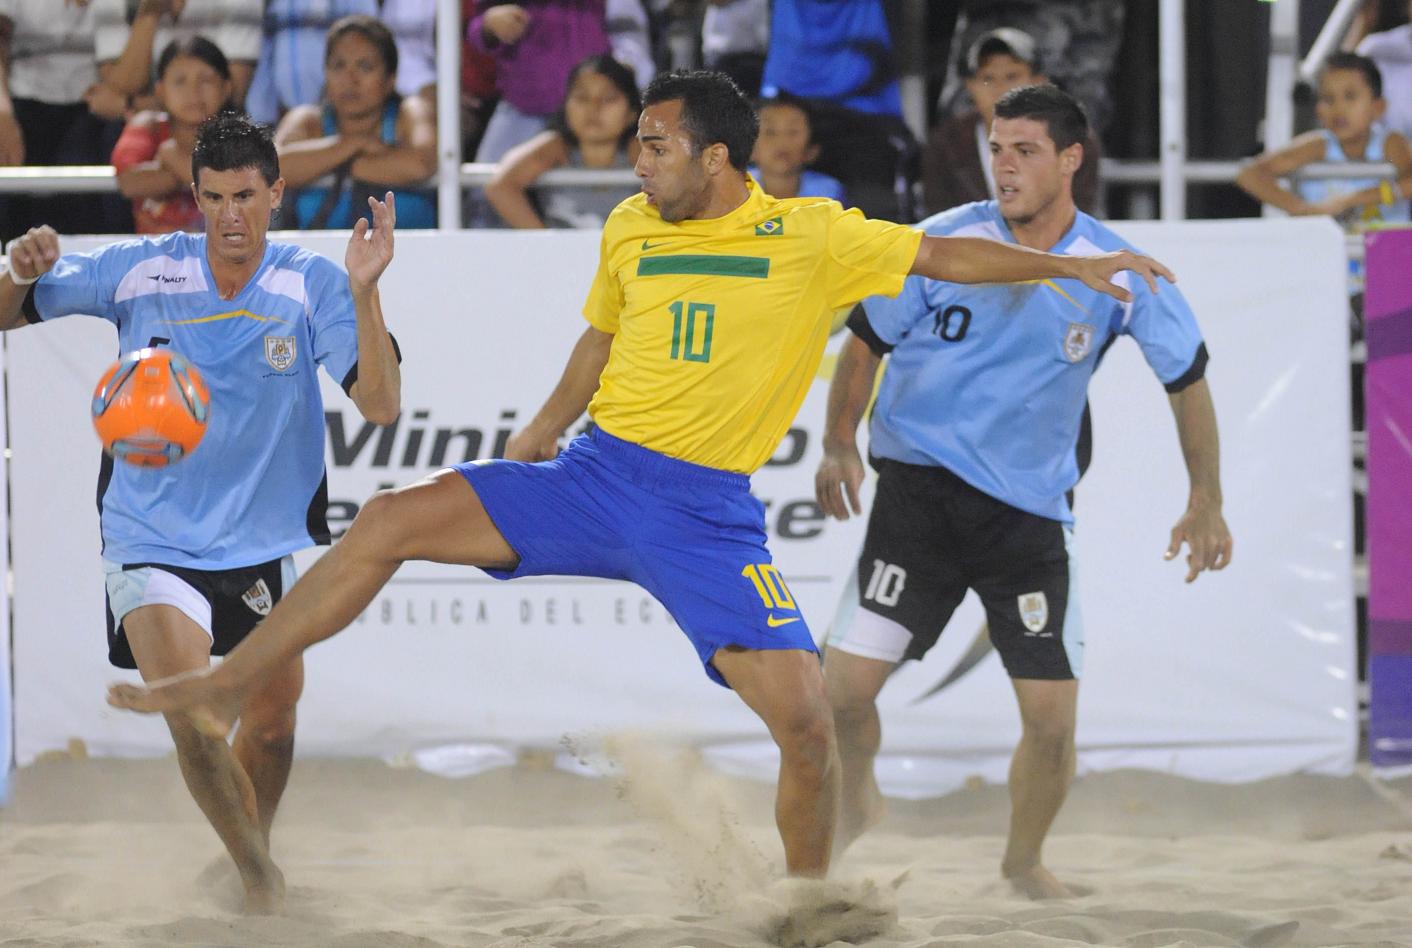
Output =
[{"x1": 10, "y1": 221, "x2": 1355, "y2": 794}]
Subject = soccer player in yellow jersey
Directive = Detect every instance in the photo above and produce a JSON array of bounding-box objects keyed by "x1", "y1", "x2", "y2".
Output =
[{"x1": 109, "y1": 71, "x2": 1174, "y2": 882}]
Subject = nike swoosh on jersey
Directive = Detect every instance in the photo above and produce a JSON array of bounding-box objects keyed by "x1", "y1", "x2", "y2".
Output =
[
  {"x1": 767, "y1": 614, "x2": 801, "y2": 627},
  {"x1": 641, "y1": 239, "x2": 670, "y2": 251}
]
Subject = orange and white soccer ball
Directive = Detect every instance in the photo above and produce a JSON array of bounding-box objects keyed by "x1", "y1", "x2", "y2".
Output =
[{"x1": 91, "y1": 348, "x2": 210, "y2": 467}]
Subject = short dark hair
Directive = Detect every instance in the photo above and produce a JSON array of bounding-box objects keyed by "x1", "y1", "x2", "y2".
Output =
[
  {"x1": 1320, "y1": 51, "x2": 1383, "y2": 98},
  {"x1": 191, "y1": 112, "x2": 280, "y2": 186},
  {"x1": 993, "y1": 84, "x2": 1089, "y2": 153},
  {"x1": 325, "y1": 14, "x2": 398, "y2": 77},
  {"x1": 156, "y1": 34, "x2": 231, "y2": 84},
  {"x1": 756, "y1": 91, "x2": 816, "y2": 143},
  {"x1": 642, "y1": 70, "x2": 758, "y2": 171}
]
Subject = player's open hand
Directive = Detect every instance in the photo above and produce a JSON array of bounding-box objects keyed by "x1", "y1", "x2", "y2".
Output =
[
  {"x1": 816, "y1": 439, "x2": 866, "y2": 520},
  {"x1": 5, "y1": 225, "x2": 60, "y2": 284},
  {"x1": 346, "y1": 191, "x2": 396, "y2": 292},
  {"x1": 1164, "y1": 503, "x2": 1232, "y2": 583},
  {"x1": 1072, "y1": 250, "x2": 1176, "y2": 303}
]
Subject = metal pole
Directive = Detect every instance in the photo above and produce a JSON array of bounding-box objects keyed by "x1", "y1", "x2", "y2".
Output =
[
  {"x1": 1265, "y1": 0, "x2": 1300, "y2": 152},
  {"x1": 897, "y1": 0, "x2": 927, "y2": 143},
  {"x1": 435, "y1": 0, "x2": 462, "y2": 229},
  {"x1": 1300, "y1": 0, "x2": 1362, "y2": 85},
  {"x1": 1158, "y1": 0, "x2": 1186, "y2": 220}
]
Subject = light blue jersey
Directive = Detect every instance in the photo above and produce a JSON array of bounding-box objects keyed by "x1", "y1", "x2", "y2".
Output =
[
  {"x1": 858, "y1": 201, "x2": 1206, "y2": 524},
  {"x1": 29, "y1": 232, "x2": 366, "y2": 569}
]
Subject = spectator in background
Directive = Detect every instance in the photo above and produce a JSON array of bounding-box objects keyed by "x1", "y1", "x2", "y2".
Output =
[
  {"x1": 112, "y1": 36, "x2": 233, "y2": 234},
  {"x1": 1357, "y1": 1, "x2": 1412, "y2": 140},
  {"x1": 460, "y1": 0, "x2": 499, "y2": 159},
  {"x1": 469, "y1": 1, "x2": 607, "y2": 163},
  {"x1": 938, "y1": 0, "x2": 1124, "y2": 137},
  {"x1": 246, "y1": 0, "x2": 378, "y2": 126},
  {"x1": 91, "y1": 0, "x2": 261, "y2": 111},
  {"x1": 0, "y1": 0, "x2": 132, "y2": 240},
  {"x1": 748, "y1": 94, "x2": 845, "y2": 203},
  {"x1": 1236, "y1": 52, "x2": 1411, "y2": 229},
  {"x1": 924, "y1": 28, "x2": 1101, "y2": 217},
  {"x1": 485, "y1": 53, "x2": 639, "y2": 228},
  {"x1": 702, "y1": 0, "x2": 769, "y2": 97},
  {"x1": 275, "y1": 14, "x2": 437, "y2": 229},
  {"x1": 760, "y1": 0, "x2": 918, "y2": 222}
]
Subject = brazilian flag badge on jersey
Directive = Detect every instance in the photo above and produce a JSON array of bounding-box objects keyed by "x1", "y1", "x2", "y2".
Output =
[{"x1": 755, "y1": 217, "x2": 783, "y2": 236}]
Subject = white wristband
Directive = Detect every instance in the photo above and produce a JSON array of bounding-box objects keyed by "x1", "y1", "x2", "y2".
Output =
[{"x1": 4, "y1": 238, "x2": 40, "y2": 285}]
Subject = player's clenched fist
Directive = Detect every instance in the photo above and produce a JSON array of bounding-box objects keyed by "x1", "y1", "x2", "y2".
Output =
[{"x1": 5, "y1": 226, "x2": 61, "y2": 284}]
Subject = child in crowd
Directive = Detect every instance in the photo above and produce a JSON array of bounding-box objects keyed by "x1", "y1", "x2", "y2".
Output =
[
  {"x1": 484, "y1": 54, "x2": 640, "y2": 229},
  {"x1": 1237, "y1": 51, "x2": 1412, "y2": 228},
  {"x1": 111, "y1": 36, "x2": 233, "y2": 235},
  {"x1": 748, "y1": 93, "x2": 845, "y2": 203}
]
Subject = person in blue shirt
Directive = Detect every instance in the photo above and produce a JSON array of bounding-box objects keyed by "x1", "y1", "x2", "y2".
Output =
[
  {"x1": 0, "y1": 112, "x2": 402, "y2": 914},
  {"x1": 749, "y1": 93, "x2": 847, "y2": 204},
  {"x1": 759, "y1": 0, "x2": 916, "y2": 220},
  {"x1": 814, "y1": 85, "x2": 1233, "y2": 899}
]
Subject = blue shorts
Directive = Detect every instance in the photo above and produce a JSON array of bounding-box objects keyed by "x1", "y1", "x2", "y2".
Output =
[{"x1": 453, "y1": 428, "x2": 817, "y2": 686}]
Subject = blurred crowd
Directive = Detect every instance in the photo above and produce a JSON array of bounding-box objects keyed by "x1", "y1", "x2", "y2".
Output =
[{"x1": 0, "y1": 0, "x2": 1408, "y2": 239}]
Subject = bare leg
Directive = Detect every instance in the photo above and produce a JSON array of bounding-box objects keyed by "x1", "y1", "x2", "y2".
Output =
[
  {"x1": 123, "y1": 606, "x2": 285, "y2": 914},
  {"x1": 109, "y1": 471, "x2": 518, "y2": 725},
  {"x1": 712, "y1": 646, "x2": 838, "y2": 878},
  {"x1": 231, "y1": 656, "x2": 303, "y2": 843},
  {"x1": 1002, "y1": 677, "x2": 1078, "y2": 899},
  {"x1": 821, "y1": 648, "x2": 896, "y2": 854}
]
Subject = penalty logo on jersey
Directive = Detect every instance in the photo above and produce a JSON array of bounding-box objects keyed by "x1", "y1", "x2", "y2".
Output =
[
  {"x1": 265, "y1": 335, "x2": 297, "y2": 371},
  {"x1": 1064, "y1": 322, "x2": 1095, "y2": 363},
  {"x1": 242, "y1": 578, "x2": 274, "y2": 616},
  {"x1": 1018, "y1": 592, "x2": 1049, "y2": 634}
]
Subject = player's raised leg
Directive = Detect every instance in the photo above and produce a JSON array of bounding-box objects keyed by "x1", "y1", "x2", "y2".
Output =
[
  {"x1": 122, "y1": 605, "x2": 285, "y2": 914},
  {"x1": 1001, "y1": 677, "x2": 1078, "y2": 899},
  {"x1": 711, "y1": 646, "x2": 839, "y2": 878},
  {"x1": 821, "y1": 648, "x2": 896, "y2": 853},
  {"x1": 108, "y1": 470, "x2": 519, "y2": 727}
]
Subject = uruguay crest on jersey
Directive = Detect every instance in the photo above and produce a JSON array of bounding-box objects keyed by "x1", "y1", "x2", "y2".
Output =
[
  {"x1": 265, "y1": 335, "x2": 296, "y2": 371},
  {"x1": 1064, "y1": 322, "x2": 1094, "y2": 362}
]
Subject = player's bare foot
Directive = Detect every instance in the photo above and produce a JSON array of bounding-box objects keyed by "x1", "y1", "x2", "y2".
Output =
[
  {"x1": 1002, "y1": 861, "x2": 1075, "y2": 900},
  {"x1": 835, "y1": 780, "x2": 886, "y2": 856},
  {"x1": 241, "y1": 863, "x2": 286, "y2": 915},
  {"x1": 107, "y1": 667, "x2": 240, "y2": 739}
]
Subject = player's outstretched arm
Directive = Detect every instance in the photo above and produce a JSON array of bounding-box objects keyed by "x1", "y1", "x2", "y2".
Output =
[
  {"x1": 0, "y1": 226, "x2": 59, "y2": 330},
  {"x1": 816, "y1": 330, "x2": 881, "y2": 520},
  {"x1": 504, "y1": 325, "x2": 614, "y2": 461},
  {"x1": 346, "y1": 192, "x2": 401, "y2": 425},
  {"x1": 911, "y1": 234, "x2": 1176, "y2": 304},
  {"x1": 1164, "y1": 377, "x2": 1232, "y2": 583}
]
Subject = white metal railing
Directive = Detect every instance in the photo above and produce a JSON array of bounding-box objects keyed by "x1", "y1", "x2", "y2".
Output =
[
  {"x1": 0, "y1": 163, "x2": 641, "y2": 195},
  {"x1": 0, "y1": 161, "x2": 1388, "y2": 198}
]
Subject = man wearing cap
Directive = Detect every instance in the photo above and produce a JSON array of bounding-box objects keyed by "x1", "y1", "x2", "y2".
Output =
[{"x1": 923, "y1": 27, "x2": 1102, "y2": 217}]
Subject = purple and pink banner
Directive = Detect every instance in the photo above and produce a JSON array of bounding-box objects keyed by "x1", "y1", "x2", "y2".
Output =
[{"x1": 1365, "y1": 227, "x2": 1412, "y2": 769}]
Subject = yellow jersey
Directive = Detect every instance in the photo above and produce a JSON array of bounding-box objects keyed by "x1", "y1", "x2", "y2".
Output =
[{"x1": 583, "y1": 177, "x2": 922, "y2": 473}]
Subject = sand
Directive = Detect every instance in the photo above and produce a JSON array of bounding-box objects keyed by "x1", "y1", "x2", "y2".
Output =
[{"x1": 2, "y1": 745, "x2": 1411, "y2": 947}]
